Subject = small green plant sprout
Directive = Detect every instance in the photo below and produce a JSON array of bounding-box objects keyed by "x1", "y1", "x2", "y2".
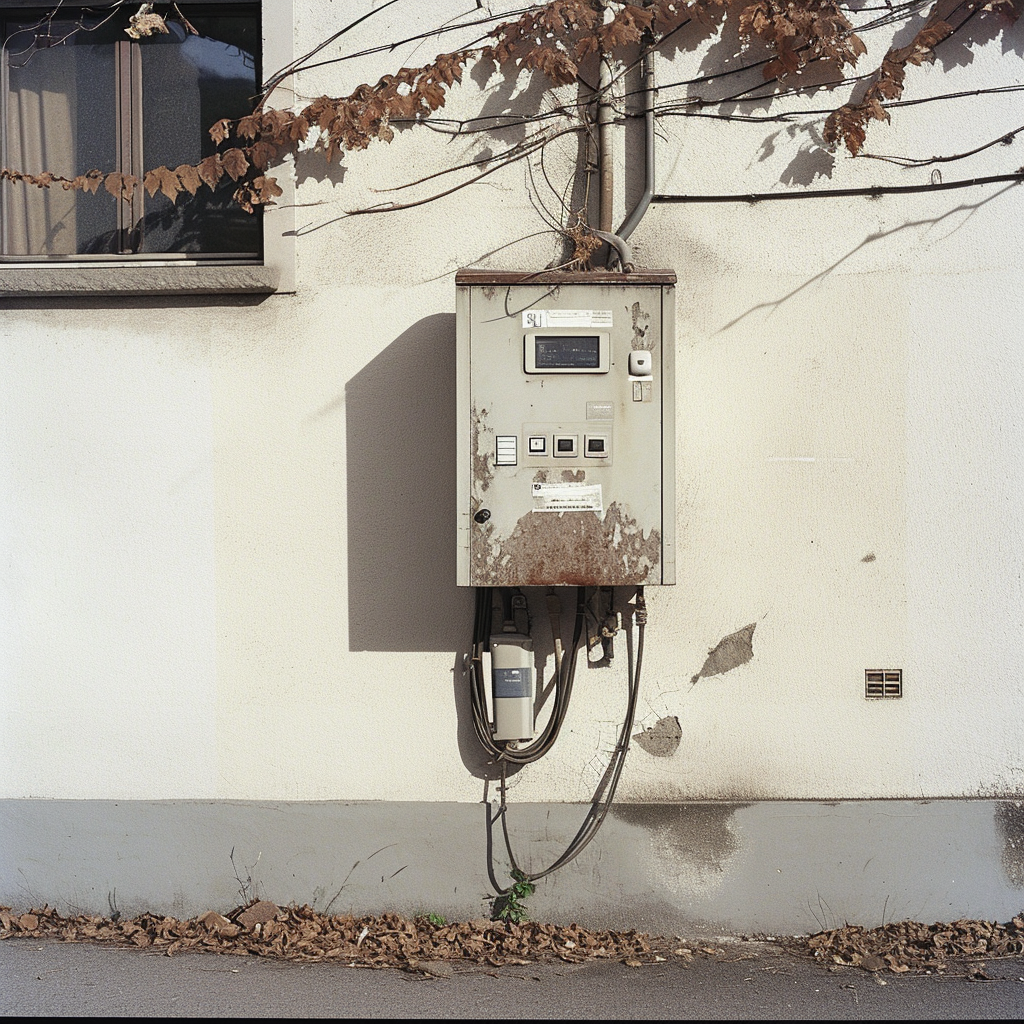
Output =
[
  {"x1": 492, "y1": 869, "x2": 536, "y2": 924},
  {"x1": 426, "y1": 912, "x2": 446, "y2": 927}
]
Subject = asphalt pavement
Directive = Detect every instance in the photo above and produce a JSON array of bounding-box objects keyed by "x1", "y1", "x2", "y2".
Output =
[{"x1": 3, "y1": 939, "x2": 1024, "y2": 1018}]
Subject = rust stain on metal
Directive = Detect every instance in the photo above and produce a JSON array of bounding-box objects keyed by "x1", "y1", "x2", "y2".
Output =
[
  {"x1": 482, "y1": 286, "x2": 496, "y2": 300},
  {"x1": 471, "y1": 405, "x2": 492, "y2": 494},
  {"x1": 533, "y1": 469, "x2": 549, "y2": 483},
  {"x1": 560, "y1": 469, "x2": 586, "y2": 482},
  {"x1": 630, "y1": 300, "x2": 651, "y2": 350},
  {"x1": 691, "y1": 623, "x2": 756, "y2": 685},
  {"x1": 471, "y1": 502, "x2": 660, "y2": 586}
]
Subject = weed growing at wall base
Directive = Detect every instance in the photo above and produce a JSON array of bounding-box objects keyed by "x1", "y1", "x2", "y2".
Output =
[{"x1": 492, "y1": 870, "x2": 536, "y2": 924}]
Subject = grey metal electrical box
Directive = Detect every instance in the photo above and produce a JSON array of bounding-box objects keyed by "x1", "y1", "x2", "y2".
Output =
[{"x1": 456, "y1": 269, "x2": 676, "y2": 587}]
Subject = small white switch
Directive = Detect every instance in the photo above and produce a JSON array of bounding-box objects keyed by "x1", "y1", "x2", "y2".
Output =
[
  {"x1": 528, "y1": 436, "x2": 546, "y2": 455},
  {"x1": 628, "y1": 351, "x2": 653, "y2": 377},
  {"x1": 495, "y1": 436, "x2": 517, "y2": 466}
]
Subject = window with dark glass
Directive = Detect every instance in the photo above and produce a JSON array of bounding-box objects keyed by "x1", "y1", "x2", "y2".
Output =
[{"x1": 1, "y1": 2, "x2": 260, "y2": 258}]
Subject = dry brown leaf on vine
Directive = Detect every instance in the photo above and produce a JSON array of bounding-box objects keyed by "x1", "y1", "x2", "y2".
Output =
[
  {"x1": 248, "y1": 141, "x2": 279, "y2": 171},
  {"x1": 254, "y1": 176, "x2": 283, "y2": 205},
  {"x1": 433, "y1": 51, "x2": 467, "y2": 86},
  {"x1": 763, "y1": 36, "x2": 802, "y2": 79},
  {"x1": 104, "y1": 171, "x2": 139, "y2": 202},
  {"x1": 209, "y1": 118, "x2": 232, "y2": 145},
  {"x1": 259, "y1": 107, "x2": 291, "y2": 143},
  {"x1": 525, "y1": 46, "x2": 578, "y2": 85},
  {"x1": 236, "y1": 113, "x2": 261, "y2": 141},
  {"x1": 303, "y1": 96, "x2": 336, "y2": 130},
  {"x1": 79, "y1": 169, "x2": 105, "y2": 194},
  {"x1": 174, "y1": 164, "x2": 201, "y2": 195},
  {"x1": 126, "y1": 10, "x2": 169, "y2": 39},
  {"x1": 144, "y1": 165, "x2": 183, "y2": 201},
  {"x1": 866, "y1": 97, "x2": 888, "y2": 123},
  {"x1": 232, "y1": 182, "x2": 256, "y2": 214},
  {"x1": 599, "y1": 3, "x2": 654, "y2": 50},
  {"x1": 649, "y1": 0, "x2": 693, "y2": 32},
  {"x1": 288, "y1": 115, "x2": 311, "y2": 144},
  {"x1": 28, "y1": 171, "x2": 57, "y2": 189},
  {"x1": 221, "y1": 149, "x2": 250, "y2": 181},
  {"x1": 197, "y1": 154, "x2": 224, "y2": 190}
]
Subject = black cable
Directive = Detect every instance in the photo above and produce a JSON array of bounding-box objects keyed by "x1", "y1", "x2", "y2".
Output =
[
  {"x1": 651, "y1": 172, "x2": 1024, "y2": 204},
  {"x1": 495, "y1": 587, "x2": 646, "y2": 883}
]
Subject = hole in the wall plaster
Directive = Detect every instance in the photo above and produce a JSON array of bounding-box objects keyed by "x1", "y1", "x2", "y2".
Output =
[
  {"x1": 690, "y1": 623, "x2": 756, "y2": 685},
  {"x1": 634, "y1": 715, "x2": 682, "y2": 757}
]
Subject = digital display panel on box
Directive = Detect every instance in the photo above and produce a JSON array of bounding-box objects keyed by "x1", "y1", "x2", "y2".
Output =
[{"x1": 534, "y1": 335, "x2": 601, "y2": 369}]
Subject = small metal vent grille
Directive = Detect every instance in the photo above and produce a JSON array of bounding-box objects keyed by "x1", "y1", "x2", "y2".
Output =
[{"x1": 865, "y1": 669, "x2": 902, "y2": 698}]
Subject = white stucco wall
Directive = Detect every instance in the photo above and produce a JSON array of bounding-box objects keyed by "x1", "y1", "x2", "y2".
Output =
[{"x1": 1, "y1": 1, "x2": 1022, "y2": 803}]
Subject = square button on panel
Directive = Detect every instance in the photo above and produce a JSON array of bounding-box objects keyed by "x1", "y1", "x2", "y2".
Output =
[
  {"x1": 553, "y1": 435, "x2": 578, "y2": 457},
  {"x1": 585, "y1": 434, "x2": 609, "y2": 458},
  {"x1": 528, "y1": 436, "x2": 547, "y2": 455}
]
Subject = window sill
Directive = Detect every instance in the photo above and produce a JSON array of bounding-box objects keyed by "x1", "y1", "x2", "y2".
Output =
[{"x1": 0, "y1": 263, "x2": 280, "y2": 298}]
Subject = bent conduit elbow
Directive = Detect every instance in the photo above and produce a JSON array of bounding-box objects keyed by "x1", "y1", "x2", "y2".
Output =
[{"x1": 616, "y1": 46, "x2": 656, "y2": 245}]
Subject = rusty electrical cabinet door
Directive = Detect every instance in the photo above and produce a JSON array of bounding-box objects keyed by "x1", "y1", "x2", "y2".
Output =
[{"x1": 456, "y1": 269, "x2": 676, "y2": 587}]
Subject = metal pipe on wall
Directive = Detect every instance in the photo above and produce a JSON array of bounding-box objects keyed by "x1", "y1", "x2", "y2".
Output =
[
  {"x1": 617, "y1": 47, "x2": 655, "y2": 241},
  {"x1": 598, "y1": 54, "x2": 615, "y2": 233}
]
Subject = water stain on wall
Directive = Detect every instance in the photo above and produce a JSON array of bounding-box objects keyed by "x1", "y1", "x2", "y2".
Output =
[
  {"x1": 612, "y1": 803, "x2": 749, "y2": 898},
  {"x1": 996, "y1": 801, "x2": 1024, "y2": 888},
  {"x1": 691, "y1": 623, "x2": 756, "y2": 685}
]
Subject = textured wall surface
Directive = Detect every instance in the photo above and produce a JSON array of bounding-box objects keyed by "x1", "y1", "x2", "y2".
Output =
[
  {"x1": 3, "y1": 798, "x2": 1023, "y2": 932},
  {"x1": 1, "y1": 0, "x2": 1023, "y2": 925}
]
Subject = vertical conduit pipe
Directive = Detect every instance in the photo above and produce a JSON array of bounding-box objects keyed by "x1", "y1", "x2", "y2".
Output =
[
  {"x1": 617, "y1": 46, "x2": 655, "y2": 242},
  {"x1": 598, "y1": 54, "x2": 615, "y2": 233}
]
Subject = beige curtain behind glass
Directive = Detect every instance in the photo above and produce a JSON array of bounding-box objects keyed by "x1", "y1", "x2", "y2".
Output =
[{"x1": 5, "y1": 44, "x2": 78, "y2": 255}]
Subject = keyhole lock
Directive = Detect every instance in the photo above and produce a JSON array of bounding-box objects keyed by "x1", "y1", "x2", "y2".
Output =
[{"x1": 474, "y1": 508, "x2": 491, "y2": 524}]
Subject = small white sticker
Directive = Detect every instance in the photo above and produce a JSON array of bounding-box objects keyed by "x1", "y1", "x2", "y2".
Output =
[
  {"x1": 531, "y1": 482, "x2": 603, "y2": 513},
  {"x1": 522, "y1": 309, "x2": 613, "y2": 329}
]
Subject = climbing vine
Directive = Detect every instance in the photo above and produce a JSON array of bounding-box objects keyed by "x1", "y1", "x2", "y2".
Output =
[{"x1": 1, "y1": 0, "x2": 1021, "y2": 219}]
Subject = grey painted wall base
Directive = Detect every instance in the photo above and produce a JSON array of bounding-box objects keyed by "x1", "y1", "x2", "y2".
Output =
[{"x1": 2, "y1": 800, "x2": 1022, "y2": 937}]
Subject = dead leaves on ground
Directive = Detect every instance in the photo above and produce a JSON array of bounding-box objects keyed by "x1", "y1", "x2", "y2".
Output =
[
  {"x1": 0, "y1": 902, "x2": 704, "y2": 969},
  {"x1": 801, "y1": 915, "x2": 1024, "y2": 975},
  {"x1": 6, "y1": 901, "x2": 1022, "y2": 977}
]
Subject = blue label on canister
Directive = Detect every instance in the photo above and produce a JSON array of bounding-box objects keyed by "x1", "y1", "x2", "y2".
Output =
[{"x1": 493, "y1": 667, "x2": 531, "y2": 698}]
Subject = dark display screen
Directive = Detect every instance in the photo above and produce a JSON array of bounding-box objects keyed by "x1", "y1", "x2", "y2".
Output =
[{"x1": 534, "y1": 335, "x2": 601, "y2": 369}]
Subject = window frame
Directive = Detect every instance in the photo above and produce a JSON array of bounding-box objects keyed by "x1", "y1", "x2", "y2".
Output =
[{"x1": 0, "y1": 0, "x2": 295, "y2": 295}]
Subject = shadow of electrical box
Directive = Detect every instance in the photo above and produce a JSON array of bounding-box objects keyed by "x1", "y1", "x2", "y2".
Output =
[{"x1": 346, "y1": 312, "x2": 473, "y2": 651}]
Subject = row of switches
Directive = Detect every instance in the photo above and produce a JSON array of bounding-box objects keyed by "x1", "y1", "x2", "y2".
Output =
[{"x1": 497, "y1": 434, "x2": 609, "y2": 464}]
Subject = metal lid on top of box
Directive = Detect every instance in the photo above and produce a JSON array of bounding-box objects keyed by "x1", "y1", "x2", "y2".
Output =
[{"x1": 455, "y1": 269, "x2": 677, "y2": 286}]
